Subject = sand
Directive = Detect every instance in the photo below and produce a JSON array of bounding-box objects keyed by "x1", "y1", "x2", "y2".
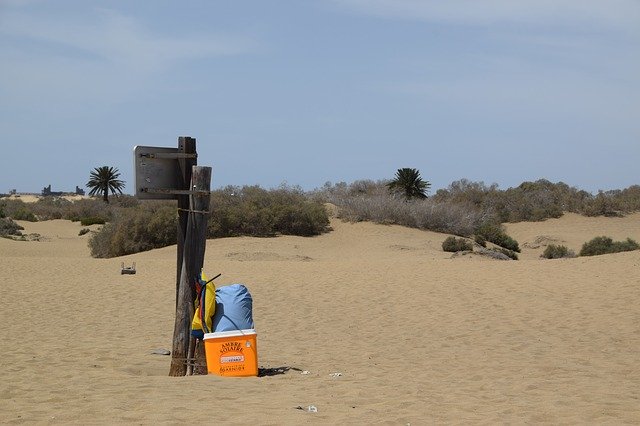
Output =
[{"x1": 1, "y1": 213, "x2": 639, "y2": 424}]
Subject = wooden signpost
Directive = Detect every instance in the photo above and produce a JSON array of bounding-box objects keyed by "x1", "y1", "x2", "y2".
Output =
[{"x1": 134, "y1": 136, "x2": 211, "y2": 376}]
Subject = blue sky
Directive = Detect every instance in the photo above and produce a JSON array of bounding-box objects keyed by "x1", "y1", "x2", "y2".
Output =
[{"x1": 1, "y1": 0, "x2": 639, "y2": 195}]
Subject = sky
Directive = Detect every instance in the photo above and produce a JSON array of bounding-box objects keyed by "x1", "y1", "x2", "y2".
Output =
[{"x1": 1, "y1": 0, "x2": 639, "y2": 195}]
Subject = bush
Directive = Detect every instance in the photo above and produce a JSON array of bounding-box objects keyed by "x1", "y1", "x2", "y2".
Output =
[
  {"x1": 64, "y1": 199, "x2": 114, "y2": 222},
  {"x1": 1, "y1": 197, "x2": 115, "y2": 223},
  {"x1": 579, "y1": 236, "x2": 640, "y2": 257},
  {"x1": 432, "y1": 179, "x2": 640, "y2": 221},
  {"x1": 89, "y1": 203, "x2": 177, "y2": 258},
  {"x1": 78, "y1": 228, "x2": 91, "y2": 236},
  {"x1": 29, "y1": 197, "x2": 71, "y2": 220},
  {"x1": 0, "y1": 217, "x2": 24, "y2": 237},
  {"x1": 494, "y1": 247, "x2": 519, "y2": 260},
  {"x1": 80, "y1": 216, "x2": 106, "y2": 226},
  {"x1": 12, "y1": 209, "x2": 37, "y2": 222},
  {"x1": 442, "y1": 236, "x2": 473, "y2": 252},
  {"x1": 473, "y1": 234, "x2": 486, "y2": 247},
  {"x1": 474, "y1": 223, "x2": 520, "y2": 252},
  {"x1": 208, "y1": 185, "x2": 330, "y2": 238},
  {"x1": 542, "y1": 244, "x2": 575, "y2": 259},
  {"x1": 316, "y1": 182, "x2": 486, "y2": 237}
]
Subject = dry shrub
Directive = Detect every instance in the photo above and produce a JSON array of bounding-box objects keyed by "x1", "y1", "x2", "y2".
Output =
[
  {"x1": 0, "y1": 217, "x2": 23, "y2": 237},
  {"x1": 326, "y1": 193, "x2": 486, "y2": 236}
]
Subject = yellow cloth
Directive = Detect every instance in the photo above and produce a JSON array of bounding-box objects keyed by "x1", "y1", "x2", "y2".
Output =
[{"x1": 191, "y1": 273, "x2": 216, "y2": 334}]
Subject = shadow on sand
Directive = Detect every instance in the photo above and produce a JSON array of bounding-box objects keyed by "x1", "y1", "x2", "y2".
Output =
[{"x1": 258, "y1": 366, "x2": 302, "y2": 377}]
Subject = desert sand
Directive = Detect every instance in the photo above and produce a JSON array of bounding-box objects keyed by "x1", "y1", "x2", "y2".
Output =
[{"x1": 1, "y1": 212, "x2": 639, "y2": 424}]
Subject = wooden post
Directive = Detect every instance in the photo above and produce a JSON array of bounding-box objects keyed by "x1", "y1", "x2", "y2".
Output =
[
  {"x1": 169, "y1": 165, "x2": 211, "y2": 376},
  {"x1": 175, "y1": 137, "x2": 197, "y2": 307}
]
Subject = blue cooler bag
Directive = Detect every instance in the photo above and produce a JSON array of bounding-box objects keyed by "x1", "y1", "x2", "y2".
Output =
[{"x1": 212, "y1": 284, "x2": 255, "y2": 332}]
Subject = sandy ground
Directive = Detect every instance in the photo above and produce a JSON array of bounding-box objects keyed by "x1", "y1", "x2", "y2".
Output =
[{"x1": 1, "y1": 213, "x2": 639, "y2": 424}]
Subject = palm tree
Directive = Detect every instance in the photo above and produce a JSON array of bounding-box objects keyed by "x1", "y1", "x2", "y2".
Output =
[
  {"x1": 387, "y1": 168, "x2": 430, "y2": 199},
  {"x1": 87, "y1": 166, "x2": 125, "y2": 203}
]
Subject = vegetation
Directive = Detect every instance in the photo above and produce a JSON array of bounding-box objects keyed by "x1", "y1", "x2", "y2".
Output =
[
  {"x1": 0, "y1": 196, "x2": 127, "y2": 222},
  {"x1": 493, "y1": 247, "x2": 519, "y2": 260},
  {"x1": 473, "y1": 234, "x2": 487, "y2": 247},
  {"x1": 317, "y1": 180, "x2": 487, "y2": 236},
  {"x1": 80, "y1": 217, "x2": 106, "y2": 226},
  {"x1": 387, "y1": 168, "x2": 430, "y2": 199},
  {"x1": 89, "y1": 202, "x2": 177, "y2": 258},
  {"x1": 207, "y1": 185, "x2": 329, "y2": 238},
  {"x1": 433, "y1": 179, "x2": 640, "y2": 223},
  {"x1": 0, "y1": 217, "x2": 24, "y2": 237},
  {"x1": 87, "y1": 166, "x2": 125, "y2": 204},
  {"x1": 542, "y1": 244, "x2": 575, "y2": 259},
  {"x1": 88, "y1": 185, "x2": 330, "y2": 257},
  {"x1": 3, "y1": 174, "x2": 640, "y2": 258},
  {"x1": 78, "y1": 228, "x2": 91, "y2": 236},
  {"x1": 474, "y1": 223, "x2": 520, "y2": 252},
  {"x1": 442, "y1": 236, "x2": 473, "y2": 253},
  {"x1": 315, "y1": 178, "x2": 640, "y2": 252},
  {"x1": 10, "y1": 208, "x2": 37, "y2": 222},
  {"x1": 579, "y1": 236, "x2": 640, "y2": 257}
]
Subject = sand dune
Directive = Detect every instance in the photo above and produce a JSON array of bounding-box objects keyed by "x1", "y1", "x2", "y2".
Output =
[{"x1": 1, "y1": 214, "x2": 639, "y2": 424}]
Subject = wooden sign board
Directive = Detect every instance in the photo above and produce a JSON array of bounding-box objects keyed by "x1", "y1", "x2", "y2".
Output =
[{"x1": 133, "y1": 145, "x2": 182, "y2": 199}]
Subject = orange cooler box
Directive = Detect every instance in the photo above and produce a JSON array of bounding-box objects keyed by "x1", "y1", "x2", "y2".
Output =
[{"x1": 203, "y1": 329, "x2": 258, "y2": 377}]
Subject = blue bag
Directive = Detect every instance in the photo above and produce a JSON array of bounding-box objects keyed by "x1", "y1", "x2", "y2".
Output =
[{"x1": 212, "y1": 284, "x2": 255, "y2": 332}]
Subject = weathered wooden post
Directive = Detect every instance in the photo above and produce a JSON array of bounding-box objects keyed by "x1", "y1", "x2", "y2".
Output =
[
  {"x1": 175, "y1": 137, "x2": 197, "y2": 308},
  {"x1": 170, "y1": 165, "x2": 211, "y2": 376},
  {"x1": 133, "y1": 137, "x2": 211, "y2": 377}
]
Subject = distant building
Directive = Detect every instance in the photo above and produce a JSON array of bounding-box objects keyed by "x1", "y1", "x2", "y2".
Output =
[
  {"x1": 41, "y1": 185, "x2": 86, "y2": 196},
  {"x1": 41, "y1": 185, "x2": 64, "y2": 196}
]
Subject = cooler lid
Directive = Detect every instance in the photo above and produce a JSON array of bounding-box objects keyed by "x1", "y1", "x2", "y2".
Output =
[{"x1": 203, "y1": 328, "x2": 256, "y2": 339}]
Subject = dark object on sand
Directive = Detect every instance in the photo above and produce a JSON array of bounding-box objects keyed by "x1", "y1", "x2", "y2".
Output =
[{"x1": 121, "y1": 262, "x2": 136, "y2": 274}]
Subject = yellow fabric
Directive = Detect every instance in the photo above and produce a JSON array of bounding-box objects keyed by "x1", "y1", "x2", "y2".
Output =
[{"x1": 191, "y1": 273, "x2": 216, "y2": 334}]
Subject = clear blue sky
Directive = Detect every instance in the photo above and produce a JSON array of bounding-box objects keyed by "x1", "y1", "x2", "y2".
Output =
[{"x1": 1, "y1": 0, "x2": 639, "y2": 195}]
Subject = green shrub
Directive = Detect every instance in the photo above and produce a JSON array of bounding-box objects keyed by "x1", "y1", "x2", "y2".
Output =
[
  {"x1": 475, "y1": 223, "x2": 520, "y2": 252},
  {"x1": 442, "y1": 236, "x2": 473, "y2": 252},
  {"x1": 80, "y1": 216, "x2": 106, "y2": 226},
  {"x1": 542, "y1": 244, "x2": 575, "y2": 259},
  {"x1": 78, "y1": 228, "x2": 91, "y2": 236},
  {"x1": 88, "y1": 204, "x2": 177, "y2": 258},
  {"x1": 208, "y1": 185, "x2": 330, "y2": 238},
  {"x1": 579, "y1": 236, "x2": 640, "y2": 257},
  {"x1": 494, "y1": 247, "x2": 519, "y2": 260},
  {"x1": 0, "y1": 217, "x2": 24, "y2": 237},
  {"x1": 473, "y1": 234, "x2": 486, "y2": 247},
  {"x1": 12, "y1": 209, "x2": 37, "y2": 222}
]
